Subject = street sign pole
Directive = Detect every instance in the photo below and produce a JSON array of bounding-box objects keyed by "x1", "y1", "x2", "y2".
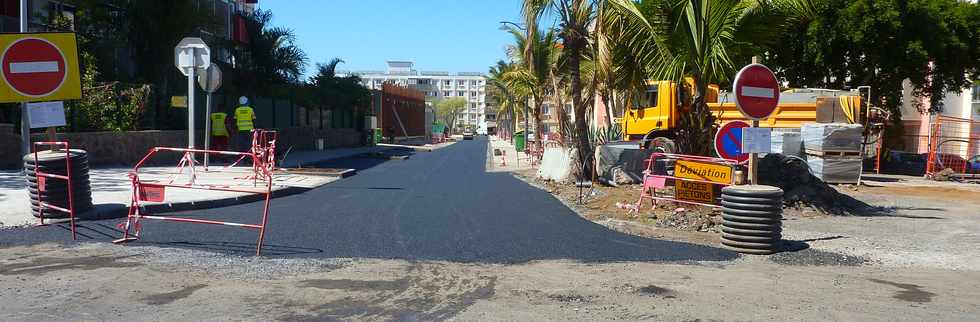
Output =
[
  {"x1": 188, "y1": 47, "x2": 196, "y2": 151},
  {"x1": 731, "y1": 56, "x2": 779, "y2": 185},
  {"x1": 18, "y1": 0, "x2": 28, "y2": 158},
  {"x1": 197, "y1": 65, "x2": 222, "y2": 170},
  {"x1": 175, "y1": 38, "x2": 210, "y2": 163},
  {"x1": 204, "y1": 91, "x2": 212, "y2": 168}
]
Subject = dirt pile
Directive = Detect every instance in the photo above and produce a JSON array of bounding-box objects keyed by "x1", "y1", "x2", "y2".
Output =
[
  {"x1": 758, "y1": 154, "x2": 880, "y2": 216},
  {"x1": 649, "y1": 205, "x2": 719, "y2": 232}
]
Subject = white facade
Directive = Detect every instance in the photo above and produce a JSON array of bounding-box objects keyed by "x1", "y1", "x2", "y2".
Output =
[
  {"x1": 340, "y1": 61, "x2": 488, "y2": 130},
  {"x1": 899, "y1": 80, "x2": 980, "y2": 154}
]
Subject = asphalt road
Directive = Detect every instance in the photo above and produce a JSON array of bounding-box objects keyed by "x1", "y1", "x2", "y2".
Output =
[{"x1": 0, "y1": 137, "x2": 736, "y2": 263}]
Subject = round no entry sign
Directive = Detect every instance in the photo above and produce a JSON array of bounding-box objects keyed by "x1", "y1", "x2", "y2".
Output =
[
  {"x1": 733, "y1": 64, "x2": 779, "y2": 120},
  {"x1": 2, "y1": 38, "x2": 68, "y2": 97}
]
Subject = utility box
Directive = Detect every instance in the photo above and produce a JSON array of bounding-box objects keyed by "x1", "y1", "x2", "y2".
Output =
[{"x1": 514, "y1": 131, "x2": 526, "y2": 152}]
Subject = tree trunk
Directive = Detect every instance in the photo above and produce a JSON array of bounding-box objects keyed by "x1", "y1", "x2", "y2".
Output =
[
  {"x1": 533, "y1": 99, "x2": 544, "y2": 145},
  {"x1": 568, "y1": 36, "x2": 593, "y2": 178},
  {"x1": 677, "y1": 76, "x2": 716, "y2": 156}
]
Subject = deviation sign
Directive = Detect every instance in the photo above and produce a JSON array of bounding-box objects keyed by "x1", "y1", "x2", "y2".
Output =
[
  {"x1": 0, "y1": 33, "x2": 81, "y2": 103},
  {"x1": 733, "y1": 64, "x2": 780, "y2": 120},
  {"x1": 714, "y1": 120, "x2": 751, "y2": 162}
]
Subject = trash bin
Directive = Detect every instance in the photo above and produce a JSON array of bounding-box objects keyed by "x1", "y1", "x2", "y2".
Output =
[
  {"x1": 514, "y1": 130, "x2": 526, "y2": 152},
  {"x1": 374, "y1": 128, "x2": 382, "y2": 144}
]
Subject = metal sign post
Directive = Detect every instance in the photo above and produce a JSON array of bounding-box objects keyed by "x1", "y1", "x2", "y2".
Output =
[
  {"x1": 18, "y1": 0, "x2": 27, "y2": 158},
  {"x1": 174, "y1": 37, "x2": 211, "y2": 152},
  {"x1": 198, "y1": 65, "x2": 222, "y2": 169},
  {"x1": 733, "y1": 58, "x2": 779, "y2": 184}
]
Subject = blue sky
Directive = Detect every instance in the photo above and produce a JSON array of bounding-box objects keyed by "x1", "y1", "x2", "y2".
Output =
[{"x1": 260, "y1": 1, "x2": 523, "y2": 77}]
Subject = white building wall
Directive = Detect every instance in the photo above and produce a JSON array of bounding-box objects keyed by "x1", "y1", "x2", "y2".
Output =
[
  {"x1": 899, "y1": 80, "x2": 979, "y2": 155},
  {"x1": 342, "y1": 61, "x2": 488, "y2": 130}
]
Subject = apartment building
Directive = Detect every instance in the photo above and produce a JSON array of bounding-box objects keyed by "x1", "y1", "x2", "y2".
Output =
[{"x1": 341, "y1": 61, "x2": 490, "y2": 131}]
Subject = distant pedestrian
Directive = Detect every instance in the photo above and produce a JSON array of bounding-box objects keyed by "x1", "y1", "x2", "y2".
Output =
[
  {"x1": 234, "y1": 96, "x2": 256, "y2": 152},
  {"x1": 210, "y1": 108, "x2": 230, "y2": 151}
]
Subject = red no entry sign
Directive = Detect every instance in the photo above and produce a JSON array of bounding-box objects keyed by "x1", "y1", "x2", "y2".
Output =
[
  {"x1": 733, "y1": 64, "x2": 779, "y2": 120},
  {"x1": 2, "y1": 38, "x2": 68, "y2": 97},
  {"x1": 715, "y1": 120, "x2": 751, "y2": 162}
]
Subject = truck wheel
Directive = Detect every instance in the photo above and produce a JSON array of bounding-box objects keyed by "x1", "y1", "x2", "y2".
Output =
[{"x1": 645, "y1": 137, "x2": 676, "y2": 154}]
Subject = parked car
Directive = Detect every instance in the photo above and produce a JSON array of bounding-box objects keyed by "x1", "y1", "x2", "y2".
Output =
[
  {"x1": 969, "y1": 155, "x2": 980, "y2": 173},
  {"x1": 463, "y1": 131, "x2": 474, "y2": 140}
]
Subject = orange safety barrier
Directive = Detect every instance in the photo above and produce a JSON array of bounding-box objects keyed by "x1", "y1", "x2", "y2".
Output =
[
  {"x1": 114, "y1": 130, "x2": 278, "y2": 256},
  {"x1": 32, "y1": 142, "x2": 79, "y2": 240},
  {"x1": 926, "y1": 116, "x2": 979, "y2": 177}
]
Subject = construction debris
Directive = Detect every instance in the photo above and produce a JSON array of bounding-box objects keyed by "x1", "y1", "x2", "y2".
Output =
[{"x1": 758, "y1": 154, "x2": 879, "y2": 216}]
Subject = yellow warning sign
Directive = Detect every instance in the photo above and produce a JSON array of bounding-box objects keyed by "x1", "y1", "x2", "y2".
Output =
[
  {"x1": 171, "y1": 96, "x2": 188, "y2": 108},
  {"x1": 674, "y1": 159, "x2": 734, "y2": 184},
  {"x1": 0, "y1": 33, "x2": 82, "y2": 103},
  {"x1": 675, "y1": 180, "x2": 715, "y2": 204}
]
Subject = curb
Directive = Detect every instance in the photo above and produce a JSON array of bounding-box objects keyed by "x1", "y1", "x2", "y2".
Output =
[{"x1": 52, "y1": 186, "x2": 314, "y2": 223}]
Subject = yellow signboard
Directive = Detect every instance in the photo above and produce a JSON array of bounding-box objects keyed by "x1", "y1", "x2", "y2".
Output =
[
  {"x1": 674, "y1": 159, "x2": 734, "y2": 184},
  {"x1": 171, "y1": 96, "x2": 188, "y2": 108},
  {"x1": 0, "y1": 33, "x2": 82, "y2": 103},
  {"x1": 675, "y1": 180, "x2": 715, "y2": 204}
]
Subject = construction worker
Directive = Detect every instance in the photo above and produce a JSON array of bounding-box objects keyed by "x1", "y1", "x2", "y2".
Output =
[
  {"x1": 210, "y1": 108, "x2": 230, "y2": 151},
  {"x1": 234, "y1": 96, "x2": 256, "y2": 152}
]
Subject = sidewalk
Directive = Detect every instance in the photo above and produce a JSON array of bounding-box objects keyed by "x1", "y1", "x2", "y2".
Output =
[
  {"x1": 0, "y1": 145, "x2": 413, "y2": 228},
  {"x1": 485, "y1": 136, "x2": 534, "y2": 172}
]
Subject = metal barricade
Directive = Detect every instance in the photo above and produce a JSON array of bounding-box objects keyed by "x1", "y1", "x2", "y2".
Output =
[
  {"x1": 32, "y1": 142, "x2": 79, "y2": 240},
  {"x1": 926, "y1": 116, "x2": 979, "y2": 177},
  {"x1": 113, "y1": 130, "x2": 278, "y2": 256},
  {"x1": 632, "y1": 153, "x2": 740, "y2": 213}
]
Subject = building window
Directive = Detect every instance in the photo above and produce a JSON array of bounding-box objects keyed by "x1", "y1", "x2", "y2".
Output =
[
  {"x1": 470, "y1": 91, "x2": 477, "y2": 97},
  {"x1": 458, "y1": 91, "x2": 465, "y2": 97},
  {"x1": 443, "y1": 91, "x2": 450, "y2": 97},
  {"x1": 470, "y1": 80, "x2": 478, "y2": 85},
  {"x1": 458, "y1": 80, "x2": 466, "y2": 85},
  {"x1": 541, "y1": 104, "x2": 550, "y2": 116},
  {"x1": 418, "y1": 79, "x2": 430, "y2": 85},
  {"x1": 972, "y1": 83, "x2": 980, "y2": 102},
  {"x1": 444, "y1": 80, "x2": 451, "y2": 85}
]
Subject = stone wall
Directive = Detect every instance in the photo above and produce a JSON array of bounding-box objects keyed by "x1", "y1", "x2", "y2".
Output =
[
  {"x1": 0, "y1": 127, "x2": 364, "y2": 169},
  {"x1": 0, "y1": 124, "x2": 19, "y2": 169}
]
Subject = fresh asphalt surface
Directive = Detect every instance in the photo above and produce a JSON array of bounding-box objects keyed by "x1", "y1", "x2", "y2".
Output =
[{"x1": 0, "y1": 137, "x2": 737, "y2": 263}]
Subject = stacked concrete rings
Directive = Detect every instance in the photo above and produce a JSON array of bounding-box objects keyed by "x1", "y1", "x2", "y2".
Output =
[
  {"x1": 23, "y1": 150, "x2": 93, "y2": 218},
  {"x1": 720, "y1": 185, "x2": 783, "y2": 254}
]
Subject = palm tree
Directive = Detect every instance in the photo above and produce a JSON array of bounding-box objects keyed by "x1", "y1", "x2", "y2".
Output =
[
  {"x1": 500, "y1": 24, "x2": 559, "y2": 145},
  {"x1": 521, "y1": 0, "x2": 647, "y2": 175},
  {"x1": 487, "y1": 60, "x2": 521, "y2": 140},
  {"x1": 234, "y1": 9, "x2": 308, "y2": 96},
  {"x1": 617, "y1": 0, "x2": 785, "y2": 155},
  {"x1": 308, "y1": 58, "x2": 371, "y2": 117}
]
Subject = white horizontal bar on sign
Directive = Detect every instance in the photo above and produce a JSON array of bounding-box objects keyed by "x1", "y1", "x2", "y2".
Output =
[
  {"x1": 741, "y1": 86, "x2": 774, "y2": 99},
  {"x1": 10, "y1": 61, "x2": 60, "y2": 73}
]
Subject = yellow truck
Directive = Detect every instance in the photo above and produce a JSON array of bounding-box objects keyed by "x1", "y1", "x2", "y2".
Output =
[{"x1": 621, "y1": 80, "x2": 866, "y2": 150}]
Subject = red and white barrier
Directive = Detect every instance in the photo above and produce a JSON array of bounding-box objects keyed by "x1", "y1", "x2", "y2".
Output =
[
  {"x1": 32, "y1": 141, "x2": 79, "y2": 240},
  {"x1": 633, "y1": 153, "x2": 741, "y2": 213},
  {"x1": 113, "y1": 130, "x2": 279, "y2": 256}
]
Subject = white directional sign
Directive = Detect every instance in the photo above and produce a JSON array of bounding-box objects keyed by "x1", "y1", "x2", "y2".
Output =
[
  {"x1": 174, "y1": 37, "x2": 210, "y2": 76},
  {"x1": 27, "y1": 101, "x2": 66, "y2": 128}
]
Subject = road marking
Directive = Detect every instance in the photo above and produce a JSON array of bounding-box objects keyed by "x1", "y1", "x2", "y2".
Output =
[
  {"x1": 741, "y1": 86, "x2": 774, "y2": 98},
  {"x1": 10, "y1": 61, "x2": 59, "y2": 73}
]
